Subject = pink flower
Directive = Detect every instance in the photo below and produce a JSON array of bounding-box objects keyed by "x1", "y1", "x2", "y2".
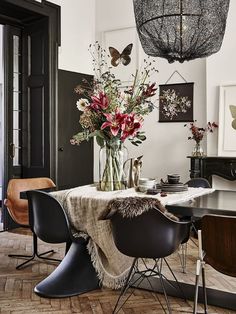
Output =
[
  {"x1": 90, "y1": 92, "x2": 109, "y2": 110},
  {"x1": 101, "y1": 110, "x2": 127, "y2": 136},
  {"x1": 121, "y1": 114, "x2": 143, "y2": 141}
]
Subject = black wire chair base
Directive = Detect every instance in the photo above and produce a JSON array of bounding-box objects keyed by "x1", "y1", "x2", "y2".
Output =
[
  {"x1": 9, "y1": 233, "x2": 62, "y2": 269},
  {"x1": 113, "y1": 258, "x2": 188, "y2": 314},
  {"x1": 178, "y1": 221, "x2": 199, "y2": 274},
  {"x1": 9, "y1": 249, "x2": 61, "y2": 269},
  {"x1": 178, "y1": 243, "x2": 188, "y2": 273}
]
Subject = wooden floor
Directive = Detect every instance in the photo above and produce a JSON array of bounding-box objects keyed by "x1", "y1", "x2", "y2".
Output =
[{"x1": 0, "y1": 229, "x2": 235, "y2": 314}]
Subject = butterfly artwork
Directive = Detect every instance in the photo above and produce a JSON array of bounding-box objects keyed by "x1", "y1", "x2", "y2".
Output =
[
  {"x1": 229, "y1": 105, "x2": 236, "y2": 130},
  {"x1": 109, "y1": 43, "x2": 133, "y2": 67}
]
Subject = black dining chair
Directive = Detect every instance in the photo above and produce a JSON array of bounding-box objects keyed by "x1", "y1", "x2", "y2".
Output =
[
  {"x1": 105, "y1": 198, "x2": 191, "y2": 313},
  {"x1": 193, "y1": 215, "x2": 236, "y2": 314},
  {"x1": 185, "y1": 178, "x2": 211, "y2": 189},
  {"x1": 26, "y1": 190, "x2": 99, "y2": 297}
]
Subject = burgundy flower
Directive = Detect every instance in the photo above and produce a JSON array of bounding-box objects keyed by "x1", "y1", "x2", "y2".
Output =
[
  {"x1": 185, "y1": 121, "x2": 218, "y2": 142},
  {"x1": 207, "y1": 122, "x2": 218, "y2": 132},
  {"x1": 142, "y1": 83, "x2": 157, "y2": 98},
  {"x1": 101, "y1": 110, "x2": 127, "y2": 136},
  {"x1": 121, "y1": 114, "x2": 143, "y2": 141},
  {"x1": 90, "y1": 92, "x2": 109, "y2": 110}
]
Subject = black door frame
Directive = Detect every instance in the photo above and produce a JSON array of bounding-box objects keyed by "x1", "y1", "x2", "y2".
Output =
[{"x1": 0, "y1": 0, "x2": 60, "y2": 229}]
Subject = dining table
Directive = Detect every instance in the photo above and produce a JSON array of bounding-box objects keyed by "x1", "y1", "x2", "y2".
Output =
[
  {"x1": 164, "y1": 189, "x2": 236, "y2": 311},
  {"x1": 21, "y1": 185, "x2": 236, "y2": 310},
  {"x1": 166, "y1": 189, "x2": 236, "y2": 218}
]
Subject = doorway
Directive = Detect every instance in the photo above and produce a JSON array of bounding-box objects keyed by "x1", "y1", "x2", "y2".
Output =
[
  {"x1": 0, "y1": 25, "x2": 3, "y2": 230},
  {"x1": 0, "y1": 0, "x2": 60, "y2": 230}
]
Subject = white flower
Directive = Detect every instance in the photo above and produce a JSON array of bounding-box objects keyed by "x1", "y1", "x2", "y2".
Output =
[{"x1": 76, "y1": 98, "x2": 90, "y2": 111}]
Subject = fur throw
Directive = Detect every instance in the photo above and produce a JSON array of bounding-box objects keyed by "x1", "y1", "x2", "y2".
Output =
[{"x1": 103, "y1": 197, "x2": 179, "y2": 221}]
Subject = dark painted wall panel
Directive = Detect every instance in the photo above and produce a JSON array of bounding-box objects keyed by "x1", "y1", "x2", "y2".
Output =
[{"x1": 58, "y1": 69, "x2": 93, "y2": 190}]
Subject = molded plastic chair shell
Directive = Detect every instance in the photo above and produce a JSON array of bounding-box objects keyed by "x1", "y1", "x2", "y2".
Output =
[
  {"x1": 26, "y1": 190, "x2": 72, "y2": 244},
  {"x1": 185, "y1": 178, "x2": 211, "y2": 188},
  {"x1": 194, "y1": 214, "x2": 236, "y2": 313},
  {"x1": 109, "y1": 206, "x2": 191, "y2": 313},
  {"x1": 4, "y1": 177, "x2": 55, "y2": 227},
  {"x1": 110, "y1": 208, "x2": 190, "y2": 259},
  {"x1": 202, "y1": 215, "x2": 236, "y2": 277},
  {"x1": 4, "y1": 178, "x2": 58, "y2": 269},
  {"x1": 26, "y1": 190, "x2": 99, "y2": 298}
]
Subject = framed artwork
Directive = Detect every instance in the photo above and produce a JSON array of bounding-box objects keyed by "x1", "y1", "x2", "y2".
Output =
[
  {"x1": 218, "y1": 84, "x2": 236, "y2": 156},
  {"x1": 103, "y1": 27, "x2": 138, "y2": 84},
  {"x1": 159, "y1": 83, "x2": 194, "y2": 122}
]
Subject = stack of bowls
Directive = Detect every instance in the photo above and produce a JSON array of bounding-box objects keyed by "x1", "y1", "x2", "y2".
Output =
[
  {"x1": 138, "y1": 178, "x2": 156, "y2": 193},
  {"x1": 167, "y1": 174, "x2": 180, "y2": 184}
]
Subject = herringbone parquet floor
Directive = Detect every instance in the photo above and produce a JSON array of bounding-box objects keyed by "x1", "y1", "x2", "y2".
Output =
[{"x1": 0, "y1": 229, "x2": 235, "y2": 314}]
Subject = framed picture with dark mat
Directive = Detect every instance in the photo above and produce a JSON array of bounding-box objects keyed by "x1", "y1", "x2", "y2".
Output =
[{"x1": 159, "y1": 82, "x2": 194, "y2": 122}]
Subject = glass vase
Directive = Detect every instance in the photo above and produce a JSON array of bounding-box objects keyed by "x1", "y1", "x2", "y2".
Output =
[
  {"x1": 192, "y1": 142, "x2": 204, "y2": 157},
  {"x1": 99, "y1": 138, "x2": 128, "y2": 191}
]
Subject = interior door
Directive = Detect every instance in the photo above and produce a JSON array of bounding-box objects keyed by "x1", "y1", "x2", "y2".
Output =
[
  {"x1": 4, "y1": 18, "x2": 50, "y2": 181},
  {"x1": 2, "y1": 25, "x2": 23, "y2": 229},
  {"x1": 5, "y1": 25, "x2": 23, "y2": 181},
  {"x1": 58, "y1": 70, "x2": 94, "y2": 190},
  {"x1": 21, "y1": 17, "x2": 50, "y2": 178},
  {"x1": 0, "y1": 1, "x2": 60, "y2": 231},
  {"x1": 3, "y1": 18, "x2": 50, "y2": 230}
]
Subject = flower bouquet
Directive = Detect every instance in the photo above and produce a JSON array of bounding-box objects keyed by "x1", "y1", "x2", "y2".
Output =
[
  {"x1": 71, "y1": 43, "x2": 158, "y2": 191},
  {"x1": 184, "y1": 121, "x2": 218, "y2": 156}
]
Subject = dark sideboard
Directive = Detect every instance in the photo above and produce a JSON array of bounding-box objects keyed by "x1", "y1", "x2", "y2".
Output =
[{"x1": 187, "y1": 156, "x2": 236, "y2": 186}]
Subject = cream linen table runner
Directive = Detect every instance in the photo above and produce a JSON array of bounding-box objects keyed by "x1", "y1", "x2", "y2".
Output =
[{"x1": 52, "y1": 184, "x2": 215, "y2": 289}]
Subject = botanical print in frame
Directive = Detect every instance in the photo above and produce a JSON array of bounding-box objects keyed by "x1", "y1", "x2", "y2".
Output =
[
  {"x1": 159, "y1": 83, "x2": 194, "y2": 122},
  {"x1": 218, "y1": 84, "x2": 236, "y2": 156}
]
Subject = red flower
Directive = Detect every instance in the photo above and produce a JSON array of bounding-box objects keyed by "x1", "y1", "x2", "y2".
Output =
[
  {"x1": 101, "y1": 110, "x2": 127, "y2": 136},
  {"x1": 142, "y1": 83, "x2": 157, "y2": 98},
  {"x1": 121, "y1": 114, "x2": 143, "y2": 141},
  {"x1": 90, "y1": 92, "x2": 109, "y2": 110},
  {"x1": 185, "y1": 121, "x2": 218, "y2": 142},
  {"x1": 207, "y1": 122, "x2": 218, "y2": 132}
]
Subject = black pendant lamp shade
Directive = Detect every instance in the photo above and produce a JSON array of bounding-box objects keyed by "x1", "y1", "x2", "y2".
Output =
[{"x1": 133, "y1": 0, "x2": 230, "y2": 63}]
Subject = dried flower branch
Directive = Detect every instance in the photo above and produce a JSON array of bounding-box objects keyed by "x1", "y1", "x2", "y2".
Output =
[{"x1": 184, "y1": 121, "x2": 218, "y2": 143}]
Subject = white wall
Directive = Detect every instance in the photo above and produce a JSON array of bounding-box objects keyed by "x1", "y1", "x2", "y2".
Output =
[
  {"x1": 95, "y1": 0, "x2": 206, "y2": 184},
  {"x1": 206, "y1": 0, "x2": 236, "y2": 156},
  {"x1": 51, "y1": 0, "x2": 95, "y2": 75},
  {"x1": 206, "y1": 1, "x2": 236, "y2": 190},
  {"x1": 0, "y1": 26, "x2": 3, "y2": 84},
  {"x1": 0, "y1": 25, "x2": 3, "y2": 192}
]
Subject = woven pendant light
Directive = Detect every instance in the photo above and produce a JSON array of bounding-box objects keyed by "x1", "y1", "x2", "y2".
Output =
[{"x1": 133, "y1": 0, "x2": 230, "y2": 63}]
